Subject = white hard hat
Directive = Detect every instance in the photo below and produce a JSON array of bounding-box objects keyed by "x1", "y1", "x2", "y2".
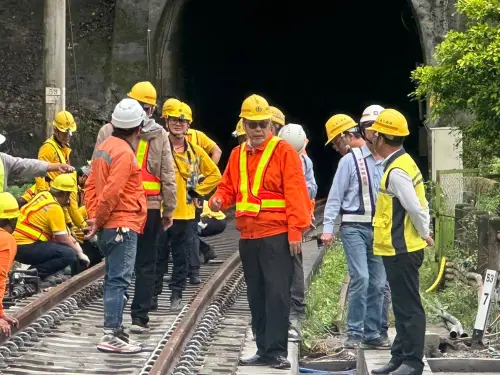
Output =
[
  {"x1": 111, "y1": 98, "x2": 147, "y2": 129},
  {"x1": 278, "y1": 123, "x2": 307, "y2": 153},
  {"x1": 360, "y1": 105, "x2": 385, "y2": 124},
  {"x1": 0, "y1": 134, "x2": 5, "y2": 145}
]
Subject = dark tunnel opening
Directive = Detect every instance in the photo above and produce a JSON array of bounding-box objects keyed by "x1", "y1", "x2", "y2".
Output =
[{"x1": 177, "y1": 0, "x2": 425, "y2": 197}]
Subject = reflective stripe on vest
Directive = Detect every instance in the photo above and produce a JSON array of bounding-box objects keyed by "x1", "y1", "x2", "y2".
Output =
[
  {"x1": 14, "y1": 192, "x2": 58, "y2": 242},
  {"x1": 136, "y1": 139, "x2": 161, "y2": 196},
  {"x1": 236, "y1": 137, "x2": 285, "y2": 217},
  {"x1": 372, "y1": 149, "x2": 428, "y2": 256},
  {"x1": 0, "y1": 156, "x2": 4, "y2": 193},
  {"x1": 341, "y1": 147, "x2": 374, "y2": 224},
  {"x1": 45, "y1": 137, "x2": 68, "y2": 165}
]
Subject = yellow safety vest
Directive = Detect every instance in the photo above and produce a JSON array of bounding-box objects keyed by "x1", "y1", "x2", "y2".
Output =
[
  {"x1": 14, "y1": 192, "x2": 59, "y2": 242},
  {"x1": 45, "y1": 137, "x2": 68, "y2": 164},
  {"x1": 0, "y1": 156, "x2": 4, "y2": 193},
  {"x1": 372, "y1": 150, "x2": 428, "y2": 256},
  {"x1": 235, "y1": 136, "x2": 286, "y2": 217},
  {"x1": 135, "y1": 139, "x2": 161, "y2": 195}
]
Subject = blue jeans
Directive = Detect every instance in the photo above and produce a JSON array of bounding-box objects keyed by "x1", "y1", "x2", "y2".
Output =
[
  {"x1": 340, "y1": 224, "x2": 386, "y2": 340},
  {"x1": 98, "y1": 228, "x2": 138, "y2": 330}
]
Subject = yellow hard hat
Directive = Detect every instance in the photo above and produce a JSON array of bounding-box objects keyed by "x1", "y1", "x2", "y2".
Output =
[
  {"x1": 51, "y1": 173, "x2": 77, "y2": 192},
  {"x1": 178, "y1": 102, "x2": 193, "y2": 122},
  {"x1": 0, "y1": 192, "x2": 20, "y2": 219},
  {"x1": 365, "y1": 109, "x2": 409, "y2": 137},
  {"x1": 232, "y1": 119, "x2": 246, "y2": 137},
  {"x1": 270, "y1": 106, "x2": 285, "y2": 126},
  {"x1": 53, "y1": 111, "x2": 77, "y2": 133},
  {"x1": 324, "y1": 114, "x2": 357, "y2": 146},
  {"x1": 127, "y1": 81, "x2": 157, "y2": 107},
  {"x1": 161, "y1": 98, "x2": 182, "y2": 118},
  {"x1": 239, "y1": 94, "x2": 272, "y2": 121}
]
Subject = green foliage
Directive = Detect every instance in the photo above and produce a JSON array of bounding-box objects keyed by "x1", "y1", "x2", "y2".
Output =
[
  {"x1": 6, "y1": 183, "x2": 31, "y2": 199},
  {"x1": 411, "y1": 0, "x2": 500, "y2": 165},
  {"x1": 301, "y1": 243, "x2": 348, "y2": 348},
  {"x1": 420, "y1": 248, "x2": 479, "y2": 331}
]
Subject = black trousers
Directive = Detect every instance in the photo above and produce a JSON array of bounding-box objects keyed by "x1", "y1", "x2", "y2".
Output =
[
  {"x1": 384, "y1": 250, "x2": 426, "y2": 371},
  {"x1": 81, "y1": 240, "x2": 103, "y2": 267},
  {"x1": 16, "y1": 242, "x2": 78, "y2": 279},
  {"x1": 240, "y1": 233, "x2": 293, "y2": 358},
  {"x1": 290, "y1": 252, "x2": 305, "y2": 319},
  {"x1": 154, "y1": 219, "x2": 194, "y2": 297},
  {"x1": 131, "y1": 209, "x2": 161, "y2": 324}
]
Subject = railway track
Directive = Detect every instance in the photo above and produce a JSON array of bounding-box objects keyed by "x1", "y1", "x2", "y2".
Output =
[{"x1": 0, "y1": 200, "x2": 326, "y2": 375}]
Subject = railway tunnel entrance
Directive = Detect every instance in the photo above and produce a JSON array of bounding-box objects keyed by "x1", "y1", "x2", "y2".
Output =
[{"x1": 171, "y1": 0, "x2": 425, "y2": 197}]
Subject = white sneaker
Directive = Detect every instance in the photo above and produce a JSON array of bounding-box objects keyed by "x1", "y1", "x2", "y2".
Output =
[
  {"x1": 288, "y1": 327, "x2": 300, "y2": 342},
  {"x1": 97, "y1": 330, "x2": 142, "y2": 354}
]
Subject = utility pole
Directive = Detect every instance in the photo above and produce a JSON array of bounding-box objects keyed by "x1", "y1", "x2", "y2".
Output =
[{"x1": 43, "y1": 0, "x2": 66, "y2": 139}]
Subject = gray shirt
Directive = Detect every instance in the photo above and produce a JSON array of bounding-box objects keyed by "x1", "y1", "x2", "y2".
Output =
[
  {"x1": 384, "y1": 150, "x2": 430, "y2": 239},
  {"x1": 0, "y1": 153, "x2": 49, "y2": 192}
]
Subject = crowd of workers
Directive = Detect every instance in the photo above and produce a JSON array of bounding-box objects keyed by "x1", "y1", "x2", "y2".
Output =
[{"x1": 0, "y1": 80, "x2": 431, "y2": 375}]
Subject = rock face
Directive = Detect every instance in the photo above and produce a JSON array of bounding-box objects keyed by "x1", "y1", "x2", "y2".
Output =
[
  {"x1": 0, "y1": 0, "x2": 462, "y2": 166},
  {"x1": 0, "y1": 0, "x2": 115, "y2": 165}
]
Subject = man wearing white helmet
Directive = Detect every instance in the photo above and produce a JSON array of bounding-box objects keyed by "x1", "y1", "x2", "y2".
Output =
[
  {"x1": 360, "y1": 105, "x2": 392, "y2": 341},
  {"x1": 85, "y1": 98, "x2": 148, "y2": 354},
  {"x1": 278, "y1": 123, "x2": 317, "y2": 342}
]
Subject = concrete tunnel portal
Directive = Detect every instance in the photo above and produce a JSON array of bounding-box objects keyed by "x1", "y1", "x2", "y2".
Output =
[{"x1": 154, "y1": 0, "x2": 425, "y2": 197}]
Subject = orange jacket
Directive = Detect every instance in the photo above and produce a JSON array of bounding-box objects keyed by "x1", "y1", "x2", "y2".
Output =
[
  {"x1": 0, "y1": 228, "x2": 16, "y2": 316},
  {"x1": 85, "y1": 136, "x2": 147, "y2": 233},
  {"x1": 210, "y1": 135, "x2": 311, "y2": 242}
]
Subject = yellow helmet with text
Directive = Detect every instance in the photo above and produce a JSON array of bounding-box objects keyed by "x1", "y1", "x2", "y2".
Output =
[
  {"x1": 365, "y1": 109, "x2": 409, "y2": 137},
  {"x1": 324, "y1": 114, "x2": 357, "y2": 146},
  {"x1": 53, "y1": 111, "x2": 77, "y2": 133},
  {"x1": 161, "y1": 98, "x2": 182, "y2": 118}
]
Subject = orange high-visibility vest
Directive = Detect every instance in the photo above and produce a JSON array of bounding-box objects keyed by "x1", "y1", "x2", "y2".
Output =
[
  {"x1": 136, "y1": 139, "x2": 161, "y2": 196},
  {"x1": 14, "y1": 192, "x2": 59, "y2": 242},
  {"x1": 236, "y1": 136, "x2": 286, "y2": 217}
]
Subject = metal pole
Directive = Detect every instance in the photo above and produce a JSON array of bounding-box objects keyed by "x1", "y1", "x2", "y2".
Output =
[{"x1": 43, "y1": 0, "x2": 66, "y2": 139}]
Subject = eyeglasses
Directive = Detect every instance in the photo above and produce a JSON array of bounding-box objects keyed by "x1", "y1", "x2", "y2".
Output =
[
  {"x1": 245, "y1": 121, "x2": 269, "y2": 130},
  {"x1": 168, "y1": 117, "x2": 189, "y2": 125}
]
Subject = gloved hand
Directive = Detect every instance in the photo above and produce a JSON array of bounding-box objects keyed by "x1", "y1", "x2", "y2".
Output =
[{"x1": 78, "y1": 252, "x2": 90, "y2": 266}]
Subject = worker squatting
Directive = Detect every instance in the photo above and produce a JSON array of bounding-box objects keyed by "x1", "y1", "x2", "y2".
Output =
[{"x1": 0, "y1": 81, "x2": 431, "y2": 375}]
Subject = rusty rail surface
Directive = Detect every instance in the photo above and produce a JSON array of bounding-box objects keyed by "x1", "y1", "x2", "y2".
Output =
[
  {"x1": 7, "y1": 262, "x2": 105, "y2": 338},
  {"x1": 150, "y1": 251, "x2": 241, "y2": 375}
]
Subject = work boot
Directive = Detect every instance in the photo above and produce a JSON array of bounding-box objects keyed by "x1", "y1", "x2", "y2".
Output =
[
  {"x1": 389, "y1": 364, "x2": 423, "y2": 375},
  {"x1": 360, "y1": 336, "x2": 391, "y2": 350},
  {"x1": 189, "y1": 267, "x2": 201, "y2": 285},
  {"x1": 343, "y1": 335, "x2": 362, "y2": 349},
  {"x1": 268, "y1": 356, "x2": 291, "y2": 370},
  {"x1": 203, "y1": 245, "x2": 217, "y2": 263},
  {"x1": 130, "y1": 319, "x2": 150, "y2": 334},
  {"x1": 170, "y1": 291, "x2": 182, "y2": 312},
  {"x1": 239, "y1": 354, "x2": 268, "y2": 366},
  {"x1": 46, "y1": 274, "x2": 63, "y2": 285},
  {"x1": 372, "y1": 362, "x2": 401, "y2": 374}
]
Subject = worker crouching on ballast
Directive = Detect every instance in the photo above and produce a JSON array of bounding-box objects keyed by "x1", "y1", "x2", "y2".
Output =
[
  {"x1": 209, "y1": 94, "x2": 311, "y2": 370},
  {"x1": 14, "y1": 174, "x2": 90, "y2": 288}
]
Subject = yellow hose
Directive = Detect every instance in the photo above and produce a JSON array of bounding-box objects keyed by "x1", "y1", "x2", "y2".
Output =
[{"x1": 426, "y1": 256, "x2": 447, "y2": 293}]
